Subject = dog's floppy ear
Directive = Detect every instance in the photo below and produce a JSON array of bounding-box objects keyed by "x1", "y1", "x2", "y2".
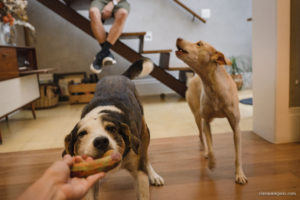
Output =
[
  {"x1": 212, "y1": 51, "x2": 231, "y2": 66},
  {"x1": 121, "y1": 123, "x2": 140, "y2": 154},
  {"x1": 62, "y1": 124, "x2": 78, "y2": 157}
]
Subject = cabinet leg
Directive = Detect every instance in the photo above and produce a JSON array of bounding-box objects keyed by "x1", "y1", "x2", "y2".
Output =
[{"x1": 31, "y1": 103, "x2": 36, "y2": 119}]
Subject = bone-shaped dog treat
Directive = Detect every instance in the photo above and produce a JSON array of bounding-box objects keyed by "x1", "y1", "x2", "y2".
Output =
[{"x1": 71, "y1": 150, "x2": 121, "y2": 177}]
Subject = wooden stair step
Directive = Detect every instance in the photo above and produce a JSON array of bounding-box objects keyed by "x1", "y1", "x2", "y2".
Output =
[
  {"x1": 142, "y1": 49, "x2": 172, "y2": 54},
  {"x1": 36, "y1": 0, "x2": 187, "y2": 97},
  {"x1": 166, "y1": 67, "x2": 192, "y2": 71},
  {"x1": 120, "y1": 32, "x2": 146, "y2": 39},
  {"x1": 119, "y1": 32, "x2": 146, "y2": 53},
  {"x1": 142, "y1": 50, "x2": 173, "y2": 69}
]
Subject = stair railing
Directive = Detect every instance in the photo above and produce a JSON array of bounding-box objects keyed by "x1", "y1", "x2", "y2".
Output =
[{"x1": 173, "y1": 0, "x2": 206, "y2": 23}]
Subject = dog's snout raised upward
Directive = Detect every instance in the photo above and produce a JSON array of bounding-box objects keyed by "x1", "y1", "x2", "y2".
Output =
[
  {"x1": 93, "y1": 136, "x2": 109, "y2": 150},
  {"x1": 177, "y1": 38, "x2": 183, "y2": 42}
]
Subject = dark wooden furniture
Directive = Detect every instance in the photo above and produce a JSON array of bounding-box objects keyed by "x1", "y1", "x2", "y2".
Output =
[
  {"x1": 0, "y1": 47, "x2": 19, "y2": 81},
  {"x1": 0, "y1": 46, "x2": 41, "y2": 144},
  {"x1": 0, "y1": 132, "x2": 299, "y2": 200},
  {"x1": 0, "y1": 46, "x2": 37, "y2": 81},
  {"x1": 290, "y1": 0, "x2": 300, "y2": 107}
]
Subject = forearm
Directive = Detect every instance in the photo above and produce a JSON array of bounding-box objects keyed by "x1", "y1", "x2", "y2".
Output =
[{"x1": 17, "y1": 175, "x2": 64, "y2": 200}]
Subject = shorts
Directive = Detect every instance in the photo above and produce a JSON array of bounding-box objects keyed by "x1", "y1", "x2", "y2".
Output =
[{"x1": 90, "y1": 0, "x2": 130, "y2": 14}]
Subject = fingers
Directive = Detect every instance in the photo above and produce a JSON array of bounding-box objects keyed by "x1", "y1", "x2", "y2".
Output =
[
  {"x1": 86, "y1": 173, "x2": 106, "y2": 188},
  {"x1": 63, "y1": 154, "x2": 74, "y2": 166},
  {"x1": 74, "y1": 156, "x2": 84, "y2": 163},
  {"x1": 86, "y1": 157, "x2": 93, "y2": 162},
  {"x1": 64, "y1": 154, "x2": 95, "y2": 167}
]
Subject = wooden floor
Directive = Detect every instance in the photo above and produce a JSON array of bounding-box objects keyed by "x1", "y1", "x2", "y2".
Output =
[{"x1": 0, "y1": 132, "x2": 299, "y2": 200}]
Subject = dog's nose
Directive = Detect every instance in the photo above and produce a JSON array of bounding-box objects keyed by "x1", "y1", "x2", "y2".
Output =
[
  {"x1": 93, "y1": 137, "x2": 109, "y2": 150},
  {"x1": 177, "y1": 38, "x2": 183, "y2": 42}
]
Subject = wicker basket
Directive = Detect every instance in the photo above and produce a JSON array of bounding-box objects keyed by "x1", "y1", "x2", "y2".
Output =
[{"x1": 34, "y1": 84, "x2": 59, "y2": 109}]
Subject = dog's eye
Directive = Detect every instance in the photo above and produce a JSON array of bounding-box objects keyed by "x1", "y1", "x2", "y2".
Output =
[
  {"x1": 106, "y1": 126, "x2": 117, "y2": 133},
  {"x1": 197, "y1": 42, "x2": 202, "y2": 46},
  {"x1": 78, "y1": 131, "x2": 87, "y2": 137}
]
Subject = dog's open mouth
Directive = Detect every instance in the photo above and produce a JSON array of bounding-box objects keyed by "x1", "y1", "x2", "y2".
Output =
[{"x1": 176, "y1": 44, "x2": 188, "y2": 55}]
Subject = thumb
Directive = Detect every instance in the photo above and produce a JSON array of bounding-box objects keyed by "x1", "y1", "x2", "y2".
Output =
[{"x1": 86, "y1": 173, "x2": 106, "y2": 188}]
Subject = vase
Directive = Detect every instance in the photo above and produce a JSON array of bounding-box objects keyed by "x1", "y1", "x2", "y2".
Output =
[{"x1": 0, "y1": 22, "x2": 17, "y2": 46}]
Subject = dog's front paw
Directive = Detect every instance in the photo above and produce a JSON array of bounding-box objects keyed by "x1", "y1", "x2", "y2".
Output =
[
  {"x1": 149, "y1": 173, "x2": 164, "y2": 186},
  {"x1": 235, "y1": 171, "x2": 248, "y2": 184}
]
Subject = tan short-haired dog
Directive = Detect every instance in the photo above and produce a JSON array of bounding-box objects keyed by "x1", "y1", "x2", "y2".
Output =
[{"x1": 175, "y1": 38, "x2": 247, "y2": 184}]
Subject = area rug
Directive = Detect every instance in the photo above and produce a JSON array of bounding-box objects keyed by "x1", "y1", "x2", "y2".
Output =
[{"x1": 239, "y1": 97, "x2": 253, "y2": 105}]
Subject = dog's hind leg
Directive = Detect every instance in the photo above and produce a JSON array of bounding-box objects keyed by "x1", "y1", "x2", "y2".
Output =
[
  {"x1": 226, "y1": 112, "x2": 248, "y2": 184},
  {"x1": 203, "y1": 119, "x2": 216, "y2": 170},
  {"x1": 196, "y1": 114, "x2": 205, "y2": 151}
]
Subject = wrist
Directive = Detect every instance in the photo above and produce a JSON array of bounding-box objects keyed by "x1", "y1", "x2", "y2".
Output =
[
  {"x1": 39, "y1": 175, "x2": 60, "y2": 200},
  {"x1": 40, "y1": 175, "x2": 66, "y2": 200}
]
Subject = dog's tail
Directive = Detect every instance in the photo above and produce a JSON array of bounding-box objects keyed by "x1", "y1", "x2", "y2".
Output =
[{"x1": 122, "y1": 58, "x2": 154, "y2": 80}]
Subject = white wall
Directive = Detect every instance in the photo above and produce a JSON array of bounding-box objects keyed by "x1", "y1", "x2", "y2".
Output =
[
  {"x1": 253, "y1": 0, "x2": 300, "y2": 143},
  {"x1": 26, "y1": 0, "x2": 252, "y2": 95}
]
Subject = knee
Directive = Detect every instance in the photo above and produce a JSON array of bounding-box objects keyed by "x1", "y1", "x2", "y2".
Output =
[
  {"x1": 89, "y1": 7, "x2": 100, "y2": 20},
  {"x1": 115, "y1": 9, "x2": 128, "y2": 21}
]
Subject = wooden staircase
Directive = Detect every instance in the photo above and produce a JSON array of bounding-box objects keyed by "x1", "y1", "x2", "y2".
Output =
[{"x1": 35, "y1": 0, "x2": 187, "y2": 97}]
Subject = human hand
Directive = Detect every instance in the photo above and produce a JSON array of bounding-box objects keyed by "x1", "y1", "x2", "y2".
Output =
[
  {"x1": 101, "y1": 2, "x2": 114, "y2": 20},
  {"x1": 45, "y1": 154, "x2": 105, "y2": 200},
  {"x1": 17, "y1": 155, "x2": 105, "y2": 200}
]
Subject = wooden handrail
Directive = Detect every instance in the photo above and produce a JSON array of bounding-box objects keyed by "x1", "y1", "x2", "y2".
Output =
[{"x1": 173, "y1": 0, "x2": 206, "y2": 23}]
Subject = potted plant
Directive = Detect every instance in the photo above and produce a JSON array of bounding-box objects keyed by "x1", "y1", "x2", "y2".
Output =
[{"x1": 230, "y1": 57, "x2": 243, "y2": 90}]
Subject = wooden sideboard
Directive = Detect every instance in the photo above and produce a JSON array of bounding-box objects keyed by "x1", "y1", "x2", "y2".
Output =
[{"x1": 0, "y1": 46, "x2": 40, "y2": 144}]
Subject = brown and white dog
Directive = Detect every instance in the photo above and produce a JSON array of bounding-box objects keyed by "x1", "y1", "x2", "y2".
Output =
[
  {"x1": 63, "y1": 58, "x2": 164, "y2": 200},
  {"x1": 175, "y1": 38, "x2": 248, "y2": 184}
]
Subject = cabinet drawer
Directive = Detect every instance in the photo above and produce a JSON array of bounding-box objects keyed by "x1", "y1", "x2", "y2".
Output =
[{"x1": 0, "y1": 47, "x2": 19, "y2": 81}]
